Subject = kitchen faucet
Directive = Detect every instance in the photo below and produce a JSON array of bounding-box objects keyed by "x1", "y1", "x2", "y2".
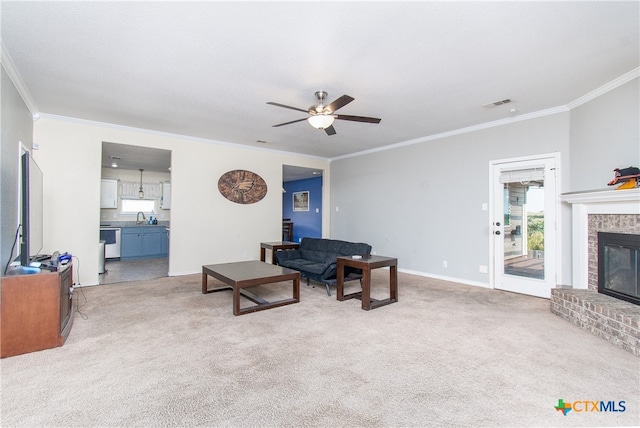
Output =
[{"x1": 136, "y1": 211, "x2": 146, "y2": 225}]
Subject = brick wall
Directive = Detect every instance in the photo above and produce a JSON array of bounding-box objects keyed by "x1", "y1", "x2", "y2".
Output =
[
  {"x1": 549, "y1": 213, "x2": 640, "y2": 357},
  {"x1": 587, "y1": 214, "x2": 640, "y2": 291},
  {"x1": 550, "y1": 288, "x2": 639, "y2": 356}
]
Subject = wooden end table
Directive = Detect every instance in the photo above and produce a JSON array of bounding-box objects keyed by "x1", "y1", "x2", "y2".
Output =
[
  {"x1": 260, "y1": 241, "x2": 300, "y2": 264},
  {"x1": 336, "y1": 255, "x2": 398, "y2": 310},
  {"x1": 202, "y1": 261, "x2": 300, "y2": 316}
]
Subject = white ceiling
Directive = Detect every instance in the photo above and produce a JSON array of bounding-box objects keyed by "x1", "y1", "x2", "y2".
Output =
[
  {"x1": 101, "y1": 141, "x2": 171, "y2": 173},
  {"x1": 2, "y1": 1, "x2": 638, "y2": 163}
]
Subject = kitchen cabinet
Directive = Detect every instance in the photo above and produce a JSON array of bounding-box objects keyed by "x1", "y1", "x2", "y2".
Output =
[
  {"x1": 160, "y1": 182, "x2": 171, "y2": 209},
  {"x1": 121, "y1": 226, "x2": 168, "y2": 260},
  {"x1": 100, "y1": 179, "x2": 118, "y2": 209},
  {"x1": 161, "y1": 228, "x2": 169, "y2": 255}
]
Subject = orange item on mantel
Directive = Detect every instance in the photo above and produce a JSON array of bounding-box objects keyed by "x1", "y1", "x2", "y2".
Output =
[{"x1": 615, "y1": 178, "x2": 638, "y2": 190}]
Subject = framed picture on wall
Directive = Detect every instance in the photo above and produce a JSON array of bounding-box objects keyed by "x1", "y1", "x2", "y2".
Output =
[{"x1": 293, "y1": 191, "x2": 309, "y2": 211}]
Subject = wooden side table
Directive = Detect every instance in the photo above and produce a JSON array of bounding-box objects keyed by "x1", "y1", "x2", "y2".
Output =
[
  {"x1": 336, "y1": 255, "x2": 398, "y2": 310},
  {"x1": 260, "y1": 241, "x2": 300, "y2": 264}
]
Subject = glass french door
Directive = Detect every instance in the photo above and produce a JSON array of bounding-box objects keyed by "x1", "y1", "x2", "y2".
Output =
[{"x1": 491, "y1": 155, "x2": 558, "y2": 298}]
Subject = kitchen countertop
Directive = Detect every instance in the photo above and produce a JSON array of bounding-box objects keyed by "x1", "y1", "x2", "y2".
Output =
[{"x1": 100, "y1": 221, "x2": 170, "y2": 228}]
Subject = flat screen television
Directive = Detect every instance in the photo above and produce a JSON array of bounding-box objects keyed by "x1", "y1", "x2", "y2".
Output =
[{"x1": 19, "y1": 150, "x2": 44, "y2": 266}]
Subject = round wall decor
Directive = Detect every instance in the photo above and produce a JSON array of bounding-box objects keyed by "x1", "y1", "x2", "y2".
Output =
[{"x1": 218, "y1": 170, "x2": 268, "y2": 204}]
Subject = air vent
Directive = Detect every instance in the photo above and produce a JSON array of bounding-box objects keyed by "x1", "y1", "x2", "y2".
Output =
[{"x1": 484, "y1": 98, "x2": 513, "y2": 108}]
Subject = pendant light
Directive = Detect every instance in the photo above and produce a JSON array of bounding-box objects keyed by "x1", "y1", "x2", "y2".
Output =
[{"x1": 138, "y1": 169, "x2": 144, "y2": 198}]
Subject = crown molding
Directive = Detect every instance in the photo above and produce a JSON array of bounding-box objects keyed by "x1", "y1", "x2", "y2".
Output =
[
  {"x1": 36, "y1": 113, "x2": 328, "y2": 161},
  {"x1": 1, "y1": 42, "x2": 39, "y2": 116},
  {"x1": 566, "y1": 67, "x2": 639, "y2": 110},
  {"x1": 5, "y1": 40, "x2": 636, "y2": 162},
  {"x1": 331, "y1": 105, "x2": 569, "y2": 161},
  {"x1": 333, "y1": 68, "x2": 639, "y2": 161}
]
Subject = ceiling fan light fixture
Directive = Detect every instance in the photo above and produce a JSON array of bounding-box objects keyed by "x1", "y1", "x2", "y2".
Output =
[
  {"x1": 268, "y1": 91, "x2": 379, "y2": 134},
  {"x1": 308, "y1": 115, "x2": 335, "y2": 130}
]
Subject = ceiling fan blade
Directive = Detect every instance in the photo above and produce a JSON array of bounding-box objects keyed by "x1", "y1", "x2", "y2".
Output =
[
  {"x1": 325, "y1": 95, "x2": 354, "y2": 113},
  {"x1": 324, "y1": 125, "x2": 337, "y2": 136},
  {"x1": 267, "y1": 102, "x2": 308, "y2": 113},
  {"x1": 335, "y1": 114, "x2": 381, "y2": 124},
  {"x1": 272, "y1": 117, "x2": 308, "y2": 127}
]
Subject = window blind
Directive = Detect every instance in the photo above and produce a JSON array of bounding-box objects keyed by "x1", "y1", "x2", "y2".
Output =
[
  {"x1": 119, "y1": 181, "x2": 162, "y2": 199},
  {"x1": 499, "y1": 167, "x2": 544, "y2": 184}
]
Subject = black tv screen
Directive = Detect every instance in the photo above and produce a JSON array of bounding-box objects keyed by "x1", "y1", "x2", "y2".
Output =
[{"x1": 20, "y1": 150, "x2": 44, "y2": 266}]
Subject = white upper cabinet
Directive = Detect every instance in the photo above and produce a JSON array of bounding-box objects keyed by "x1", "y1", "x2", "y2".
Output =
[
  {"x1": 160, "y1": 182, "x2": 171, "y2": 209},
  {"x1": 100, "y1": 179, "x2": 118, "y2": 209}
]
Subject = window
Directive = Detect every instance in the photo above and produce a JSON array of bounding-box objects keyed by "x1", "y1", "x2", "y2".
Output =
[
  {"x1": 503, "y1": 187, "x2": 510, "y2": 226},
  {"x1": 121, "y1": 198, "x2": 156, "y2": 214}
]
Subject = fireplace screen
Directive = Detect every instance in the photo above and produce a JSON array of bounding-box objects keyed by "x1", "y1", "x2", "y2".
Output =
[{"x1": 598, "y1": 232, "x2": 640, "y2": 306}]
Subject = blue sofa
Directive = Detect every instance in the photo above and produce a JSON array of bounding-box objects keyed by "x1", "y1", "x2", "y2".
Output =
[{"x1": 275, "y1": 237, "x2": 372, "y2": 296}]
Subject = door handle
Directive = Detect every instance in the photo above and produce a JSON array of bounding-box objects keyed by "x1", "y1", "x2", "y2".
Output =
[{"x1": 494, "y1": 230, "x2": 501, "y2": 235}]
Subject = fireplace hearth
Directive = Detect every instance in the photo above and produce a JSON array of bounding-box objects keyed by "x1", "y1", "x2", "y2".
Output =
[
  {"x1": 598, "y1": 232, "x2": 640, "y2": 306},
  {"x1": 555, "y1": 189, "x2": 640, "y2": 356}
]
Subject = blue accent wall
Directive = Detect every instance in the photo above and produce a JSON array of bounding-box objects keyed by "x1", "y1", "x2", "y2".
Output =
[{"x1": 282, "y1": 177, "x2": 322, "y2": 242}]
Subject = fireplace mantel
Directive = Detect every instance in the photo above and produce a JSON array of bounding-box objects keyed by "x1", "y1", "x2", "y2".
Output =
[
  {"x1": 561, "y1": 188, "x2": 640, "y2": 204},
  {"x1": 561, "y1": 188, "x2": 640, "y2": 289}
]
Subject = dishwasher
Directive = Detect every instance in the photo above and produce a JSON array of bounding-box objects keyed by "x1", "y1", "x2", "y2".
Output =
[{"x1": 99, "y1": 227, "x2": 121, "y2": 259}]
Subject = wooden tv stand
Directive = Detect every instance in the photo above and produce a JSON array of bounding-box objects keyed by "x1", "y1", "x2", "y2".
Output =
[{"x1": 1, "y1": 263, "x2": 74, "y2": 358}]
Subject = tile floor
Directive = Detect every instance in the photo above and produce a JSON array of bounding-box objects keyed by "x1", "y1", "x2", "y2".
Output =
[{"x1": 98, "y1": 257, "x2": 168, "y2": 285}]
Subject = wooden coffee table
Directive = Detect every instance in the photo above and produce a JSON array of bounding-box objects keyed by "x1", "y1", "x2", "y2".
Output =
[{"x1": 202, "y1": 261, "x2": 300, "y2": 316}]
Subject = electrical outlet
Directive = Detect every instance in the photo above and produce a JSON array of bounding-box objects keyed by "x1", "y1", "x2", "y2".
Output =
[
  {"x1": 442, "y1": 261, "x2": 448, "y2": 268},
  {"x1": 479, "y1": 265, "x2": 488, "y2": 274}
]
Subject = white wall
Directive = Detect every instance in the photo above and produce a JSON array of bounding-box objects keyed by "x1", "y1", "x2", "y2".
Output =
[
  {"x1": 331, "y1": 112, "x2": 573, "y2": 286},
  {"x1": 330, "y1": 76, "x2": 639, "y2": 289},
  {"x1": 33, "y1": 118, "x2": 330, "y2": 285},
  {"x1": 569, "y1": 78, "x2": 640, "y2": 191},
  {"x1": 17, "y1": 75, "x2": 640, "y2": 290},
  {"x1": 1, "y1": 65, "x2": 34, "y2": 270}
]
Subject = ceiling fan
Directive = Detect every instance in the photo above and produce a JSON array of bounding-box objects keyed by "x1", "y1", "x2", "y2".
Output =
[{"x1": 267, "y1": 91, "x2": 381, "y2": 135}]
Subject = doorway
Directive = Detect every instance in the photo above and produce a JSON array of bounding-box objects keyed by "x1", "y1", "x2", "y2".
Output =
[
  {"x1": 282, "y1": 165, "x2": 323, "y2": 242},
  {"x1": 490, "y1": 153, "x2": 559, "y2": 298},
  {"x1": 99, "y1": 142, "x2": 171, "y2": 284}
]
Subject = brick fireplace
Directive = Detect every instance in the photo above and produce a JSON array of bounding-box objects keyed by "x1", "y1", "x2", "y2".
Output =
[{"x1": 553, "y1": 189, "x2": 640, "y2": 356}]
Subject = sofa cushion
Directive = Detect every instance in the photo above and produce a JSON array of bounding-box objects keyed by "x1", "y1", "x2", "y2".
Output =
[
  {"x1": 279, "y1": 259, "x2": 329, "y2": 276},
  {"x1": 274, "y1": 249, "x2": 302, "y2": 263},
  {"x1": 301, "y1": 237, "x2": 371, "y2": 257},
  {"x1": 300, "y1": 249, "x2": 338, "y2": 263}
]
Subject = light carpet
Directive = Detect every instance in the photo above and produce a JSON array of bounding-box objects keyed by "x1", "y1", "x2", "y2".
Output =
[{"x1": 1, "y1": 270, "x2": 638, "y2": 427}]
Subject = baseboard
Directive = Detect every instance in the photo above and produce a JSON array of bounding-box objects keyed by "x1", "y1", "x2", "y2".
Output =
[
  {"x1": 75, "y1": 282, "x2": 99, "y2": 287},
  {"x1": 167, "y1": 269, "x2": 201, "y2": 277},
  {"x1": 398, "y1": 267, "x2": 492, "y2": 289}
]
